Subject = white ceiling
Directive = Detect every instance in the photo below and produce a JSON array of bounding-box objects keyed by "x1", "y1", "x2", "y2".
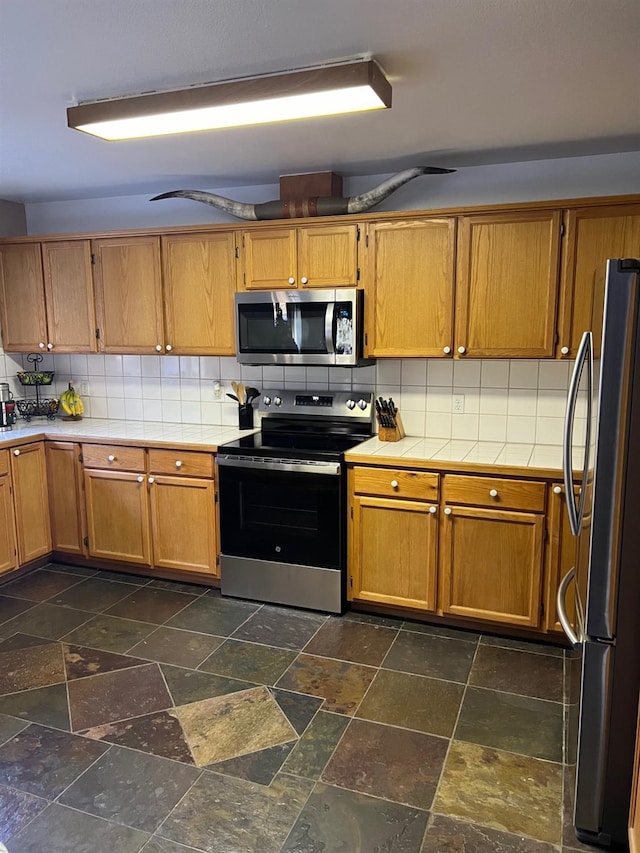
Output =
[{"x1": 1, "y1": 0, "x2": 639, "y2": 204}]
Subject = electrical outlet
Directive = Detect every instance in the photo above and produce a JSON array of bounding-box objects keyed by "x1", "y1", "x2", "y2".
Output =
[
  {"x1": 213, "y1": 381, "x2": 222, "y2": 399},
  {"x1": 453, "y1": 394, "x2": 465, "y2": 413},
  {"x1": 80, "y1": 382, "x2": 90, "y2": 396}
]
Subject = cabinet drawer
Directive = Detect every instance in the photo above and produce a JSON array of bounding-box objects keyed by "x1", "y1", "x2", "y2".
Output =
[
  {"x1": 82, "y1": 443, "x2": 145, "y2": 472},
  {"x1": 0, "y1": 450, "x2": 9, "y2": 476},
  {"x1": 148, "y1": 448, "x2": 214, "y2": 478},
  {"x1": 353, "y1": 466, "x2": 439, "y2": 501},
  {"x1": 443, "y1": 475, "x2": 546, "y2": 512}
]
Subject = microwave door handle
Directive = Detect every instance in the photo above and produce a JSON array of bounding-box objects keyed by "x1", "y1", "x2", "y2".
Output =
[
  {"x1": 563, "y1": 331, "x2": 591, "y2": 536},
  {"x1": 325, "y1": 303, "x2": 335, "y2": 354}
]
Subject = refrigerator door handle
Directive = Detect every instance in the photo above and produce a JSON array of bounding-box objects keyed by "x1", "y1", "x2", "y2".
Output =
[
  {"x1": 557, "y1": 567, "x2": 581, "y2": 647},
  {"x1": 563, "y1": 331, "x2": 593, "y2": 536}
]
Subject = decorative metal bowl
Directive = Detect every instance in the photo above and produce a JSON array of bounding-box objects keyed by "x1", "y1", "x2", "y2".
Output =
[
  {"x1": 16, "y1": 398, "x2": 59, "y2": 421},
  {"x1": 17, "y1": 371, "x2": 55, "y2": 386}
]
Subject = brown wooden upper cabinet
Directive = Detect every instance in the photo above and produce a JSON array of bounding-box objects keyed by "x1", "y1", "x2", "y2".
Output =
[
  {"x1": 0, "y1": 240, "x2": 96, "y2": 353},
  {"x1": 455, "y1": 210, "x2": 562, "y2": 358},
  {"x1": 92, "y1": 235, "x2": 165, "y2": 354},
  {"x1": 363, "y1": 218, "x2": 456, "y2": 357},
  {"x1": 240, "y1": 223, "x2": 359, "y2": 290},
  {"x1": 557, "y1": 204, "x2": 640, "y2": 359},
  {"x1": 161, "y1": 231, "x2": 238, "y2": 355}
]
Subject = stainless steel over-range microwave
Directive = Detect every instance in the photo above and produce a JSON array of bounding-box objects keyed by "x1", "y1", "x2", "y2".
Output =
[{"x1": 235, "y1": 288, "x2": 372, "y2": 366}]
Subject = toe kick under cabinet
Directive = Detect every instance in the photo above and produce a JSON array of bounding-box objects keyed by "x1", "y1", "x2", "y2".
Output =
[
  {"x1": 349, "y1": 464, "x2": 556, "y2": 634},
  {"x1": 81, "y1": 443, "x2": 218, "y2": 576}
]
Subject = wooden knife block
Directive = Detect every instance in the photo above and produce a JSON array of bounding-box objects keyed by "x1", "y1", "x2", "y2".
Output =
[{"x1": 378, "y1": 411, "x2": 406, "y2": 442}]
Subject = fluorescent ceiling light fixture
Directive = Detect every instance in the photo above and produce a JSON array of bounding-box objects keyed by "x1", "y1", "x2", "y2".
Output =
[{"x1": 67, "y1": 59, "x2": 392, "y2": 141}]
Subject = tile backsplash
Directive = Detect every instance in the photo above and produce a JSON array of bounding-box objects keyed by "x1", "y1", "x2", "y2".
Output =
[{"x1": 0, "y1": 347, "x2": 573, "y2": 444}]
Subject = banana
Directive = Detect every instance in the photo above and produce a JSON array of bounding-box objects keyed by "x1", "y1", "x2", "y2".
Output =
[{"x1": 59, "y1": 382, "x2": 84, "y2": 417}]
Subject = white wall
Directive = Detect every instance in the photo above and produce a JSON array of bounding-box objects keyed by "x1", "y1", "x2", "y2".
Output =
[{"x1": 25, "y1": 151, "x2": 640, "y2": 234}]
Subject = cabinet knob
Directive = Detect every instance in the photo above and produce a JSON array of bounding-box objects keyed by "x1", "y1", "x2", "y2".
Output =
[
  {"x1": 390, "y1": 479, "x2": 399, "y2": 489},
  {"x1": 155, "y1": 344, "x2": 163, "y2": 352},
  {"x1": 561, "y1": 346, "x2": 570, "y2": 355},
  {"x1": 553, "y1": 485, "x2": 563, "y2": 494},
  {"x1": 38, "y1": 342, "x2": 45, "y2": 349},
  {"x1": 443, "y1": 346, "x2": 451, "y2": 354},
  {"x1": 47, "y1": 342, "x2": 54, "y2": 350},
  {"x1": 288, "y1": 277, "x2": 295, "y2": 285},
  {"x1": 137, "y1": 475, "x2": 144, "y2": 483},
  {"x1": 489, "y1": 488, "x2": 498, "y2": 497},
  {"x1": 457, "y1": 346, "x2": 466, "y2": 355},
  {"x1": 175, "y1": 460, "x2": 182, "y2": 468},
  {"x1": 429, "y1": 506, "x2": 437, "y2": 514},
  {"x1": 444, "y1": 507, "x2": 452, "y2": 515},
  {"x1": 166, "y1": 344, "x2": 173, "y2": 352},
  {"x1": 148, "y1": 477, "x2": 155, "y2": 484},
  {"x1": 13, "y1": 449, "x2": 20, "y2": 457},
  {"x1": 107, "y1": 454, "x2": 116, "y2": 462},
  {"x1": 300, "y1": 276, "x2": 308, "y2": 285}
]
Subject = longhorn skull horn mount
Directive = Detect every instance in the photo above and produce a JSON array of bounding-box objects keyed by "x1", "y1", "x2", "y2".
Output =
[{"x1": 150, "y1": 166, "x2": 455, "y2": 221}]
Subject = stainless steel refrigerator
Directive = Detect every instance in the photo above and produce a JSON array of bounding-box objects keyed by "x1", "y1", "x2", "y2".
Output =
[{"x1": 558, "y1": 258, "x2": 640, "y2": 848}]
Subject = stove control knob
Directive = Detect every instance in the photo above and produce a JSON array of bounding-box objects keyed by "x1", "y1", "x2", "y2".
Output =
[
  {"x1": 346, "y1": 399, "x2": 356, "y2": 410},
  {"x1": 357, "y1": 399, "x2": 368, "y2": 410},
  {"x1": 263, "y1": 396, "x2": 272, "y2": 406},
  {"x1": 274, "y1": 396, "x2": 282, "y2": 407}
]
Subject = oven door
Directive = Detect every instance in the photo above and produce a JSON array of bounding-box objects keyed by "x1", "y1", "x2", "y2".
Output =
[{"x1": 217, "y1": 456, "x2": 344, "y2": 569}]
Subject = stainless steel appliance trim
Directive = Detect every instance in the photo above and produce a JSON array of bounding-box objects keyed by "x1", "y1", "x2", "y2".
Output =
[
  {"x1": 574, "y1": 640, "x2": 614, "y2": 835},
  {"x1": 324, "y1": 302, "x2": 335, "y2": 355},
  {"x1": 221, "y1": 554, "x2": 343, "y2": 614},
  {"x1": 563, "y1": 331, "x2": 592, "y2": 536},
  {"x1": 216, "y1": 455, "x2": 341, "y2": 475},
  {"x1": 557, "y1": 567, "x2": 581, "y2": 648}
]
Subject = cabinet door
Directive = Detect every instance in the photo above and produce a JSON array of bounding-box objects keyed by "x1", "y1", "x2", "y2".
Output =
[
  {"x1": 365, "y1": 219, "x2": 456, "y2": 357},
  {"x1": 455, "y1": 211, "x2": 562, "y2": 357},
  {"x1": 0, "y1": 471, "x2": 18, "y2": 575},
  {"x1": 10, "y1": 443, "x2": 52, "y2": 564},
  {"x1": 162, "y1": 232, "x2": 237, "y2": 355},
  {"x1": 241, "y1": 228, "x2": 297, "y2": 290},
  {"x1": 84, "y1": 469, "x2": 151, "y2": 565},
  {"x1": 350, "y1": 494, "x2": 437, "y2": 611},
  {"x1": 558, "y1": 204, "x2": 640, "y2": 359},
  {"x1": 42, "y1": 240, "x2": 97, "y2": 352},
  {"x1": 440, "y1": 504, "x2": 544, "y2": 627},
  {"x1": 46, "y1": 441, "x2": 87, "y2": 556},
  {"x1": 297, "y1": 224, "x2": 359, "y2": 288},
  {"x1": 149, "y1": 475, "x2": 216, "y2": 574},
  {"x1": 0, "y1": 243, "x2": 48, "y2": 352},
  {"x1": 93, "y1": 236, "x2": 164, "y2": 353},
  {"x1": 544, "y1": 484, "x2": 578, "y2": 633}
]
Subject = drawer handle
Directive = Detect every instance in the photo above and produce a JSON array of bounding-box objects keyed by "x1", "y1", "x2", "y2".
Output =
[
  {"x1": 175, "y1": 460, "x2": 182, "y2": 468},
  {"x1": 155, "y1": 344, "x2": 163, "y2": 352},
  {"x1": 13, "y1": 449, "x2": 20, "y2": 457},
  {"x1": 489, "y1": 489, "x2": 498, "y2": 498},
  {"x1": 148, "y1": 477, "x2": 155, "y2": 484},
  {"x1": 561, "y1": 346, "x2": 570, "y2": 355},
  {"x1": 288, "y1": 277, "x2": 295, "y2": 285},
  {"x1": 301, "y1": 276, "x2": 308, "y2": 285},
  {"x1": 390, "y1": 479, "x2": 399, "y2": 489},
  {"x1": 444, "y1": 507, "x2": 452, "y2": 515},
  {"x1": 137, "y1": 475, "x2": 144, "y2": 483},
  {"x1": 458, "y1": 346, "x2": 466, "y2": 355},
  {"x1": 428, "y1": 506, "x2": 437, "y2": 514},
  {"x1": 107, "y1": 454, "x2": 116, "y2": 462},
  {"x1": 47, "y1": 342, "x2": 54, "y2": 350},
  {"x1": 38, "y1": 342, "x2": 45, "y2": 349},
  {"x1": 554, "y1": 485, "x2": 563, "y2": 494},
  {"x1": 166, "y1": 344, "x2": 173, "y2": 352},
  {"x1": 443, "y1": 346, "x2": 451, "y2": 354}
]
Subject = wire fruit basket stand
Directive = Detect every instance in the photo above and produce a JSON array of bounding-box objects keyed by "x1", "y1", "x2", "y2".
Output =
[{"x1": 15, "y1": 353, "x2": 59, "y2": 421}]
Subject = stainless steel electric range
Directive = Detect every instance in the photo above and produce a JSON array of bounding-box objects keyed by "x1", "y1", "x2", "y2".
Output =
[{"x1": 217, "y1": 389, "x2": 374, "y2": 613}]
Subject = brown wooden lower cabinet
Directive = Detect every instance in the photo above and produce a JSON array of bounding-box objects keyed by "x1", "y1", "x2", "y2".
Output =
[
  {"x1": 0, "y1": 456, "x2": 18, "y2": 575},
  {"x1": 10, "y1": 442, "x2": 51, "y2": 564},
  {"x1": 439, "y1": 504, "x2": 545, "y2": 628},
  {"x1": 84, "y1": 469, "x2": 152, "y2": 565},
  {"x1": 46, "y1": 441, "x2": 87, "y2": 556}
]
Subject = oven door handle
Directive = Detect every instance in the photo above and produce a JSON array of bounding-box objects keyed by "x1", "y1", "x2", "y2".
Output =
[{"x1": 217, "y1": 455, "x2": 341, "y2": 475}]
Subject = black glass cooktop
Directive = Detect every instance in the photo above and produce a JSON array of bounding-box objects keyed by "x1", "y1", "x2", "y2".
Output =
[{"x1": 218, "y1": 422, "x2": 371, "y2": 462}]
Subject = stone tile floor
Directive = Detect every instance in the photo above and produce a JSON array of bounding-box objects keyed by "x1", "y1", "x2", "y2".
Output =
[{"x1": 0, "y1": 563, "x2": 601, "y2": 852}]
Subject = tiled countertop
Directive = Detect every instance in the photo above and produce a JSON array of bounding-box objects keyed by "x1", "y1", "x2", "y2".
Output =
[
  {"x1": 0, "y1": 418, "x2": 257, "y2": 451},
  {"x1": 346, "y1": 435, "x2": 565, "y2": 477}
]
